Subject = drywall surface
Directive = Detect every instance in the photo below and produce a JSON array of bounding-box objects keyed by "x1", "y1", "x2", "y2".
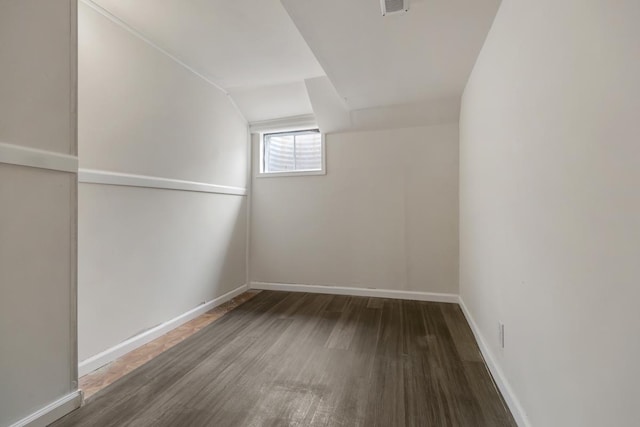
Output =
[
  {"x1": 0, "y1": 167, "x2": 77, "y2": 427},
  {"x1": 0, "y1": 0, "x2": 76, "y2": 155},
  {"x1": 0, "y1": 1, "x2": 78, "y2": 426},
  {"x1": 78, "y1": 2, "x2": 246, "y2": 186},
  {"x1": 459, "y1": 1, "x2": 640, "y2": 426},
  {"x1": 78, "y1": 186, "x2": 246, "y2": 360},
  {"x1": 78, "y1": 2, "x2": 248, "y2": 362},
  {"x1": 251, "y1": 124, "x2": 459, "y2": 294}
]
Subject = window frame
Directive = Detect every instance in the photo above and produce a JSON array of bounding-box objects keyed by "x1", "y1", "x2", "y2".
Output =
[{"x1": 257, "y1": 128, "x2": 326, "y2": 178}]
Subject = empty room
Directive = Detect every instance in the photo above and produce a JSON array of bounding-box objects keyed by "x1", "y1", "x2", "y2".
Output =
[{"x1": 1, "y1": 0, "x2": 638, "y2": 426}]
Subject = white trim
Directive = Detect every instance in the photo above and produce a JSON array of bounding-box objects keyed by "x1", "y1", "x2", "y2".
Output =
[
  {"x1": 0, "y1": 142, "x2": 78, "y2": 173},
  {"x1": 249, "y1": 114, "x2": 317, "y2": 133},
  {"x1": 458, "y1": 297, "x2": 531, "y2": 427},
  {"x1": 257, "y1": 130, "x2": 326, "y2": 178},
  {"x1": 8, "y1": 390, "x2": 83, "y2": 427},
  {"x1": 79, "y1": 0, "x2": 247, "y2": 124},
  {"x1": 69, "y1": 0, "x2": 80, "y2": 393},
  {"x1": 250, "y1": 282, "x2": 459, "y2": 303},
  {"x1": 78, "y1": 169, "x2": 247, "y2": 196},
  {"x1": 256, "y1": 169, "x2": 326, "y2": 178},
  {"x1": 78, "y1": 284, "x2": 248, "y2": 377},
  {"x1": 245, "y1": 129, "x2": 253, "y2": 288}
]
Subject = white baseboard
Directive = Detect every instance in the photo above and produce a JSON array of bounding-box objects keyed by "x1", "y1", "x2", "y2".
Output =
[
  {"x1": 78, "y1": 284, "x2": 248, "y2": 377},
  {"x1": 250, "y1": 281, "x2": 459, "y2": 303},
  {"x1": 9, "y1": 390, "x2": 83, "y2": 427},
  {"x1": 458, "y1": 297, "x2": 531, "y2": 427}
]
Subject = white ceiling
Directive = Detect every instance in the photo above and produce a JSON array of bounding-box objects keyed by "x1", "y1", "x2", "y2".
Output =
[
  {"x1": 282, "y1": 0, "x2": 501, "y2": 111},
  {"x1": 90, "y1": 0, "x2": 325, "y2": 89},
  {"x1": 88, "y1": 0, "x2": 501, "y2": 127},
  {"x1": 228, "y1": 82, "x2": 313, "y2": 123}
]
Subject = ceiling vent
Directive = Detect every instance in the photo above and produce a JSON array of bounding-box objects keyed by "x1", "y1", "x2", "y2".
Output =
[{"x1": 380, "y1": 0, "x2": 409, "y2": 16}]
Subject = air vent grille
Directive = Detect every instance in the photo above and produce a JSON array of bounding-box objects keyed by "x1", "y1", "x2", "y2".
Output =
[{"x1": 381, "y1": 0, "x2": 409, "y2": 16}]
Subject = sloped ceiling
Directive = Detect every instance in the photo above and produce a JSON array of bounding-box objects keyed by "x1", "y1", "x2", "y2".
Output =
[
  {"x1": 282, "y1": 0, "x2": 501, "y2": 111},
  {"x1": 85, "y1": 0, "x2": 501, "y2": 128},
  {"x1": 228, "y1": 82, "x2": 314, "y2": 123},
  {"x1": 89, "y1": 0, "x2": 324, "y2": 89}
]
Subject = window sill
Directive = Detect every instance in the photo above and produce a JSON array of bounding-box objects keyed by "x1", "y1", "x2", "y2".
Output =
[{"x1": 256, "y1": 169, "x2": 326, "y2": 178}]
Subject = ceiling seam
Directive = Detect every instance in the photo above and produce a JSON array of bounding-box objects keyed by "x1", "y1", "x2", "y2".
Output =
[{"x1": 79, "y1": 0, "x2": 248, "y2": 124}]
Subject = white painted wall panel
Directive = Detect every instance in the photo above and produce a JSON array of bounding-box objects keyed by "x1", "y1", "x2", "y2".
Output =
[
  {"x1": 251, "y1": 124, "x2": 458, "y2": 294},
  {"x1": 0, "y1": 1, "x2": 78, "y2": 426},
  {"x1": 78, "y1": 2, "x2": 247, "y2": 186},
  {"x1": 460, "y1": 1, "x2": 640, "y2": 425},
  {"x1": 78, "y1": 185, "x2": 246, "y2": 360},
  {"x1": 78, "y1": 2, "x2": 248, "y2": 365},
  {"x1": 0, "y1": 0, "x2": 75, "y2": 155},
  {"x1": 0, "y1": 166, "x2": 76, "y2": 427}
]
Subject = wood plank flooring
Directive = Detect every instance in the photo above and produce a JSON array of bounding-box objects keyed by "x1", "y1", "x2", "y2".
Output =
[
  {"x1": 79, "y1": 291, "x2": 261, "y2": 399},
  {"x1": 53, "y1": 291, "x2": 516, "y2": 427}
]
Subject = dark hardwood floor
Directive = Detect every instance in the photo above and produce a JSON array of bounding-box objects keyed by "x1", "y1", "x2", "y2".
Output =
[{"x1": 53, "y1": 291, "x2": 516, "y2": 427}]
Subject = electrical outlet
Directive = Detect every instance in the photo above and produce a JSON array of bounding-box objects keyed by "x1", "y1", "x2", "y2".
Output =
[{"x1": 498, "y1": 323, "x2": 505, "y2": 349}]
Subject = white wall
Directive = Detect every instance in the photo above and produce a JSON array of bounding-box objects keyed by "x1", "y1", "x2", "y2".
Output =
[
  {"x1": 0, "y1": 1, "x2": 81, "y2": 426},
  {"x1": 459, "y1": 1, "x2": 640, "y2": 426},
  {"x1": 251, "y1": 124, "x2": 458, "y2": 295},
  {"x1": 78, "y1": 2, "x2": 248, "y2": 363}
]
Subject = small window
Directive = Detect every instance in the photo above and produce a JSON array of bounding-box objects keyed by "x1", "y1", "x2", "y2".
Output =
[{"x1": 259, "y1": 129, "x2": 325, "y2": 177}]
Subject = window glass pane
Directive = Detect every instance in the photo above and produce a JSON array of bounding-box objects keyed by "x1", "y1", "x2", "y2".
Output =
[
  {"x1": 294, "y1": 133, "x2": 322, "y2": 171},
  {"x1": 265, "y1": 134, "x2": 295, "y2": 172},
  {"x1": 263, "y1": 129, "x2": 323, "y2": 174}
]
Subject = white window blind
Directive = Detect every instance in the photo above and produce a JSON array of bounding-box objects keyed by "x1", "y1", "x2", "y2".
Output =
[{"x1": 263, "y1": 129, "x2": 322, "y2": 173}]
